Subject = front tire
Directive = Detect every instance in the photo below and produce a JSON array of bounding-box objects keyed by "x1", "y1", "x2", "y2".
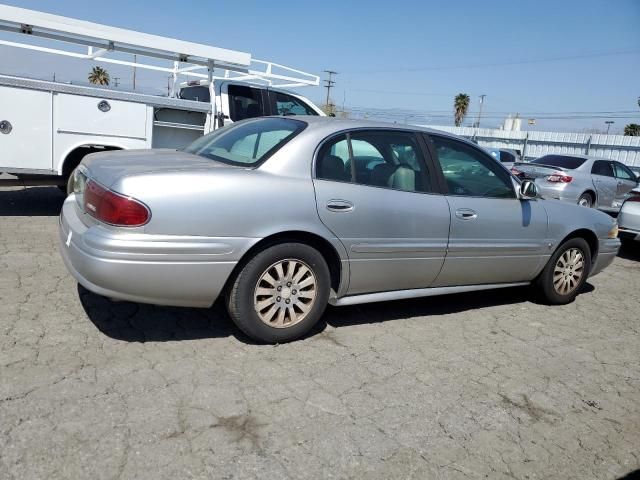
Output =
[
  {"x1": 226, "y1": 243, "x2": 330, "y2": 343},
  {"x1": 536, "y1": 238, "x2": 591, "y2": 305}
]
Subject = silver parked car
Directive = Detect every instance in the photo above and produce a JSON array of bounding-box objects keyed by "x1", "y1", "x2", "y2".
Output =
[
  {"x1": 618, "y1": 194, "x2": 640, "y2": 245},
  {"x1": 59, "y1": 117, "x2": 620, "y2": 343},
  {"x1": 512, "y1": 154, "x2": 638, "y2": 211},
  {"x1": 486, "y1": 148, "x2": 521, "y2": 168}
]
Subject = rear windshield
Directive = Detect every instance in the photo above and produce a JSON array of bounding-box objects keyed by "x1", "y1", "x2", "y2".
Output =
[
  {"x1": 531, "y1": 155, "x2": 586, "y2": 170},
  {"x1": 183, "y1": 117, "x2": 306, "y2": 166},
  {"x1": 179, "y1": 86, "x2": 210, "y2": 103}
]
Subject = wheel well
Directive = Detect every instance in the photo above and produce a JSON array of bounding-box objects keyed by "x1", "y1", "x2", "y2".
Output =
[
  {"x1": 581, "y1": 190, "x2": 596, "y2": 203},
  {"x1": 559, "y1": 228, "x2": 599, "y2": 262},
  {"x1": 225, "y1": 231, "x2": 343, "y2": 294},
  {"x1": 62, "y1": 145, "x2": 122, "y2": 177}
]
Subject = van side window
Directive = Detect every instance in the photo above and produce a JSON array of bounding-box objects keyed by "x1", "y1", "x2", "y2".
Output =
[{"x1": 228, "y1": 85, "x2": 264, "y2": 121}]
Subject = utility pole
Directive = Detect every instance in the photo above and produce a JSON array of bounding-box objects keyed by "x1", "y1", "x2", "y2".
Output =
[
  {"x1": 52, "y1": 72, "x2": 56, "y2": 82},
  {"x1": 113, "y1": 77, "x2": 120, "y2": 88},
  {"x1": 323, "y1": 70, "x2": 337, "y2": 108},
  {"x1": 605, "y1": 120, "x2": 614, "y2": 134},
  {"x1": 476, "y1": 94, "x2": 486, "y2": 128}
]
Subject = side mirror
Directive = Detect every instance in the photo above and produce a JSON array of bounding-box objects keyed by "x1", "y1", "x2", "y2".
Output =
[{"x1": 520, "y1": 180, "x2": 538, "y2": 199}]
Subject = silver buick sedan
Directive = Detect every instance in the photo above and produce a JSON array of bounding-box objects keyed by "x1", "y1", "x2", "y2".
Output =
[{"x1": 59, "y1": 117, "x2": 620, "y2": 343}]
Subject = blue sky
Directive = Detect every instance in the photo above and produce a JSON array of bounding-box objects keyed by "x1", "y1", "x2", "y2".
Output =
[{"x1": 1, "y1": 0, "x2": 639, "y2": 132}]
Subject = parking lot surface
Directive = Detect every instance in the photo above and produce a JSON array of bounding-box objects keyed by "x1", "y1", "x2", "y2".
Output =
[{"x1": 1, "y1": 186, "x2": 639, "y2": 480}]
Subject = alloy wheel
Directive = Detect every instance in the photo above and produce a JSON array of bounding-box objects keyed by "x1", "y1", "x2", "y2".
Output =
[
  {"x1": 552, "y1": 248, "x2": 585, "y2": 295},
  {"x1": 578, "y1": 196, "x2": 592, "y2": 207},
  {"x1": 253, "y1": 259, "x2": 317, "y2": 328}
]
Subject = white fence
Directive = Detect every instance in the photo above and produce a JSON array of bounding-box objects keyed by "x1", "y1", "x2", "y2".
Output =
[{"x1": 423, "y1": 125, "x2": 640, "y2": 166}]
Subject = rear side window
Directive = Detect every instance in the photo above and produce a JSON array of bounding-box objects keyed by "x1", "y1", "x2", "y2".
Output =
[
  {"x1": 228, "y1": 85, "x2": 264, "y2": 121},
  {"x1": 183, "y1": 117, "x2": 305, "y2": 166},
  {"x1": 532, "y1": 155, "x2": 586, "y2": 170},
  {"x1": 316, "y1": 130, "x2": 433, "y2": 193},
  {"x1": 591, "y1": 160, "x2": 614, "y2": 177},
  {"x1": 270, "y1": 91, "x2": 318, "y2": 116}
]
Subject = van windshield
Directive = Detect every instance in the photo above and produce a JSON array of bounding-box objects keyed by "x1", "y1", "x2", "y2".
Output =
[{"x1": 183, "y1": 118, "x2": 306, "y2": 166}]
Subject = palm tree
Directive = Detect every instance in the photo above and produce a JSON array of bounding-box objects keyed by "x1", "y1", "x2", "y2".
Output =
[
  {"x1": 624, "y1": 123, "x2": 640, "y2": 136},
  {"x1": 453, "y1": 93, "x2": 470, "y2": 127},
  {"x1": 88, "y1": 66, "x2": 110, "y2": 86}
]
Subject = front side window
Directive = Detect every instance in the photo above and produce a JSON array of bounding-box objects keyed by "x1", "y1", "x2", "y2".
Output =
[
  {"x1": 429, "y1": 135, "x2": 515, "y2": 198},
  {"x1": 183, "y1": 118, "x2": 305, "y2": 166},
  {"x1": 613, "y1": 162, "x2": 635, "y2": 180},
  {"x1": 316, "y1": 130, "x2": 432, "y2": 193},
  {"x1": 270, "y1": 91, "x2": 318, "y2": 116},
  {"x1": 591, "y1": 160, "x2": 614, "y2": 177},
  {"x1": 228, "y1": 85, "x2": 264, "y2": 121}
]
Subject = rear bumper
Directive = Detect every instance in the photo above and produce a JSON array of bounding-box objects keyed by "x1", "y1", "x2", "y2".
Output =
[
  {"x1": 589, "y1": 238, "x2": 620, "y2": 277},
  {"x1": 58, "y1": 196, "x2": 250, "y2": 307}
]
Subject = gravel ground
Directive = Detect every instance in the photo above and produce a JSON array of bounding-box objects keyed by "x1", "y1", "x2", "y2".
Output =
[{"x1": 1, "y1": 186, "x2": 639, "y2": 480}]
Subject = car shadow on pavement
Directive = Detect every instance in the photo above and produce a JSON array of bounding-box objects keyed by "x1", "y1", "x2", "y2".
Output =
[
  {"x1": 78, "y1": 285, "x2": 246, "y2": 343},
  {"x1": 79, "y1": 282, "x2": 595, "y2": 344},
  {"x1": 323, "y1": 283, "x2": 595, "y2": 331},
  {"x1": 0, "y1": 187, "x2": 65, "y2": 216},
  {"x1": 617, "y1": 243, "x2": 640, "y2": 261}
]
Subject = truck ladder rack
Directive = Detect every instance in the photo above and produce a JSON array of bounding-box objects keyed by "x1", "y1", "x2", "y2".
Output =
[{"x1": 0, "y1": 4, "x2": 319, "y2": 90}]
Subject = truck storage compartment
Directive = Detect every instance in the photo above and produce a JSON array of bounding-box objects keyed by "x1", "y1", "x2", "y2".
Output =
[
  {"x1": 151, "y1": 108, "x2": 207, "y2": 149},
  {"x1": 0, "y1": 86, "x2": 53, "y2": 171},
  {"x1": 55, "y1": 93, "x2": 147, "y2": 139}
]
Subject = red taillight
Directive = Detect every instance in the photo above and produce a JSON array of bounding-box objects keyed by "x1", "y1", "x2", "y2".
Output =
[
  {"x1": 546, "y1": 174, "x2": 573, "y2": 183},
  {"x1": 627, "y1": 194, "x2": 640, "y2": 202},
  {"x1": 84, "y1": 180, "x2": 150, "y2": 226}
]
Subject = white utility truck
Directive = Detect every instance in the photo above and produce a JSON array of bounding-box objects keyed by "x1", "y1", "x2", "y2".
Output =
[{"x1": 0, "y1": 4, "x2": 323, "y2": 189}]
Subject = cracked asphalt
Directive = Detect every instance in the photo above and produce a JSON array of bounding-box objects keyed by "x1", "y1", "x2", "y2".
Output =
[{"x1": 1, "y1": 186, "x2": 639, "y2": 480}]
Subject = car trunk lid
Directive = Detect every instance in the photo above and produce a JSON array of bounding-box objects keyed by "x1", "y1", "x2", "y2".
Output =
[
  {"x1": 81, "y1": 149, "x2": 231, "y2": 189},
  {"x1": 512, "y1": 162, "x2": 568, "y2": 180}
]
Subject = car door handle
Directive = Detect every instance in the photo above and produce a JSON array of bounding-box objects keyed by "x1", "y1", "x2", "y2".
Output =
[
  {"x1": 455, "y1": 208, "x2": 478, "y2": 220},
  {"x1": 326, "y1": 200, "x2": 354, "y2": 212}
]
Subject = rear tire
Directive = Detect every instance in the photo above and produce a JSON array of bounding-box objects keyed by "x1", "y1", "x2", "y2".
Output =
[
  {"x1": 226, "y1": 243, "x2": 330, "y2": 343},
  {"x1": 536, "y1": 238, "x2": 591, "y2": 305},
  {"x1": 577, "y1": 193, "x2": 594, "y2": 208}
]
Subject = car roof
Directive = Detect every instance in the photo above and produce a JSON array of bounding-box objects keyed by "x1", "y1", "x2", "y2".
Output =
[{"x1": 275, "y1": 115, "x2": 466, "y2": 140}]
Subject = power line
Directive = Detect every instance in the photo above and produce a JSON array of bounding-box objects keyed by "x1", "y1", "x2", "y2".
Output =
[{"x1": 344, "y1": 48, "x2": 640, "y2": 74}]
